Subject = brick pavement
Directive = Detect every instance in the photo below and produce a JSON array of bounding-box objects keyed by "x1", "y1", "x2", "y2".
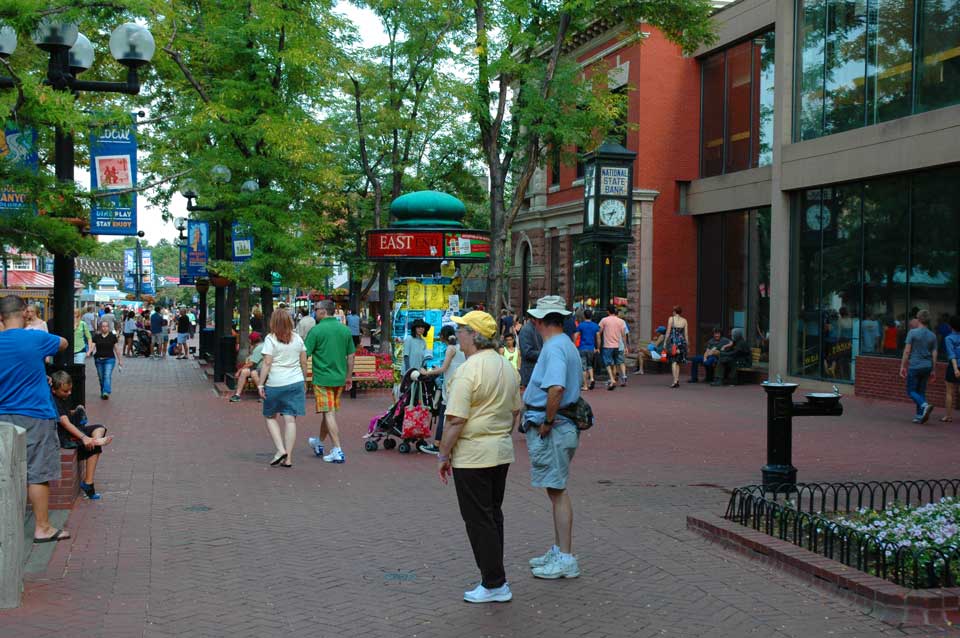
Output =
[{"x1": 2, "y1": 358, "x2": 959, "y2": 637}]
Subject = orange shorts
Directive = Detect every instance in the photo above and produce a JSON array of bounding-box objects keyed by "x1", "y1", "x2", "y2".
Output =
[{"x1": 314, "y1": 386, "x2": 343, "y2": 413}]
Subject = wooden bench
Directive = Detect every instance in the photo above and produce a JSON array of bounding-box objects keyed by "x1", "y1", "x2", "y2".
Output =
[{"x1": 349, "y1": 355, "x2": 379, "y2": 398}]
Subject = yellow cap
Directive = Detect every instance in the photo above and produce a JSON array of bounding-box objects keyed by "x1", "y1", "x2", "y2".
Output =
[{"x1": 451, "y1": 311, "x2": 497, "y2": 339}]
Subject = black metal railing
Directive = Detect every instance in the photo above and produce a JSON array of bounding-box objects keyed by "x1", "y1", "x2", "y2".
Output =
[{"x1": 724, "y1": 480, "x2": 960, "y2": 589}]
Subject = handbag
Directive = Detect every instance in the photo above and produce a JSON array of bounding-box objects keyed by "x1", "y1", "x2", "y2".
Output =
[{"x1": 401, "y1": 382, "x2": 432, "y2": 440}]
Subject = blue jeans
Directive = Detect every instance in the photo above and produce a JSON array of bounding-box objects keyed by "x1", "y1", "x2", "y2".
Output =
[
  {"x1": 689, "y1": 355, "x2": 718, "y2": 381},
  {"x1": 95, "y1": 357, "x2": 116, "y2": 395},
  {"x1": 906, "y1": 368, "x2": 930, "y2": 414}
]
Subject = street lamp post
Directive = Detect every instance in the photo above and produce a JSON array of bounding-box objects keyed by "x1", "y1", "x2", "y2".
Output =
[{"x1": 0, "y1": 19, "x2": 155, "y2": 364}]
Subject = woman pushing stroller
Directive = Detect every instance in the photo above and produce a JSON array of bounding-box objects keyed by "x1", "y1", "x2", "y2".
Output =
[{"x1": 416, "y1": 325, "x2": 466, "y2": 455}]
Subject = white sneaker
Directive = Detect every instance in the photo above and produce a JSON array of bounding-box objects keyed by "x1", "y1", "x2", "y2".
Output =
[
  {"x1": 532, "y1": 554, "x2": 580, "y2": 579},
  {"x1": 323, "y1": 447, "x2": 345, "y2": 464},
  {"x1": 463, "y1": 583, "x2": 512, "y2": 603},
  {"x1": 307, "y1": 436, "x2": 323, "y2": 457},
  {"x1": 529, "y1": 545, "x2": 560, "y2": 568}
]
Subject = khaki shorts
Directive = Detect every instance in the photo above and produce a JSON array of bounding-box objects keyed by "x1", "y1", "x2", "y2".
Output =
[
  {"x1": 314, "y1": 386, "x2": 343, "y2": 413},
  {"x1": 525, "y1": 419, "x2": 578, "y2": 490}
]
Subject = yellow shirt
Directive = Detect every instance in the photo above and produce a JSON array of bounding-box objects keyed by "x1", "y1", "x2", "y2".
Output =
[
  {"x1": 445, "y1": 349, "x2": 521, "y2": 469},
  {"x1": 502, "y1": 346, "x2": 520, "y2": 370}
]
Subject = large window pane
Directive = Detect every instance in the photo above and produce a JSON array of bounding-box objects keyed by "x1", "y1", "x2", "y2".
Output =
[
  {"x1": 819, "y1": 185, "x2": 862, "y2": 381},
  {"x1": 725, "y1": 43, "x2": 753, "y2": 173},
  {"x1": 701, "y1": 53, "x2": 725, "y2": 177},
  {"x1": 910, "y1": 166, "x2": 960, "y2": 356},
  {"x1": 752, "y1": 208, "x2": 772, "y2": 364},
  {"x1": 573, "y1": 242, "x2": 598, "y2": 305},
  {"x1": 862, "y1": 176, "x2": 909, "y2": 355},
  {"x1": 755, "y1": 32, "x2": 776, "y2": 167},
  {"x1": 724, "y1": 211, "x2": 750, "y2": 335},
  {"x1": 792, "y1": 189, "x2": 825, "y2": 376},
  {"x1": 612, "y1": 245, "x2": 629, "y2": 301},
  {"x1": 916, "y1": 0, "x2": 960, "y2": 112},
  {"x1": 867, "y1": 0, "x2": 914, "y2": 123},
  {"x1": 698, "y1": 215, "x2": 724, "y2": 351},
  {"x1": 797, "y1": 0, "x2": 828, "y2": 140},
  {"x1": 824, "y1": 0, "x2": 869, "y2": 135}
]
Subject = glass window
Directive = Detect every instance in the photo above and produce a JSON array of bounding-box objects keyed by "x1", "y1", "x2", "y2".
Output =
[
  {"x1": 573, "y1": 242, "x2": 598, "y2": 305},
  {"x1": 867, "y1": 0, "x2": 915, "y2": 124},
  {"x1": 725, "y1": 43, "x2": 753, "y2": 173},
  {"x1": 550, "y1": 146, "x2": 560, "y2": 186},
  {"x1": 861, "y1": 176, "x2": 910, "y2": 355},
  {"x1": 698, "y1": 215, "x2": 724, "y2": 350},
  {"x1": 755, "y1": 32, "x2": 776, "y2": 166},
  {"x1": 612, "y1": 245, "x2": 628, "y2": 301},
  {"x1": 701, "y1": 53, "x2": 726, "y2": 177},
  {"x1": 916, "y1": 0, "x2": 960, "y2": 112},
  {"x1": 797, "y1": 0, "x2": 829, "y2": 140},
  {"x1": 551, "y1": 236, "x2": 562, "y2": 295},
  {"x1": 910, "y1": 165, "x2": 960, "y2": 355},
  {"x1": 724, "y1": 211, "x2": 750, "y2": 334},
  {"x1": 823, "y1": 0, "x2": 869, "y2": 135},
  {"x1": 792, "y1": 189, "x2": 827, "y2": 376},
  {"x1": 819, "y1": 184, "x2": 862, "y2": 381},
  {"x1": 752, "y1": 208, "x2": 772, "y2": 363},
  {"x1": 575, "y1": 148, "x2": 584, "y2": 180}
]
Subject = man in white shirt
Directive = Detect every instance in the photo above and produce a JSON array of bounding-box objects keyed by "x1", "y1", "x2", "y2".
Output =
[{"x1": 296, "y1": 307, "x2": 316, "y2": 341}]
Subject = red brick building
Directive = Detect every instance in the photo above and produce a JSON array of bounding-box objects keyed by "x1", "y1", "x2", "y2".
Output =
[{"x1": 510, "y1": 23, "x2": 701, "y2": 340}]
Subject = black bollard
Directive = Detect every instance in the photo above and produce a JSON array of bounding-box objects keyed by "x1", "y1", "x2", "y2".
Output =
[{"x1": 761, "y1": 382, "x2": 799, "y2": 490}]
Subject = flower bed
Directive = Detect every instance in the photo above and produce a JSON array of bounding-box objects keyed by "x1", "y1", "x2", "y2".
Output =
[{"x1": 725, "y1": 480, "x2": 960, "y2": 589}]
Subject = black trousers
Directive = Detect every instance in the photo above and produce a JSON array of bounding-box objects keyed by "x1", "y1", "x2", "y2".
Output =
[{"x1": 453, "y1": 464, "x2": 510, "y2": 588}]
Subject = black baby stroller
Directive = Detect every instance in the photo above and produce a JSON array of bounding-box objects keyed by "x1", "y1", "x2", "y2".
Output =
[
  {"x1": 133, "y1": 328, "x2": 152, "y2": 358},
  {"x1": 364, "y1": 368, "x2": 438, "y2": 454}
]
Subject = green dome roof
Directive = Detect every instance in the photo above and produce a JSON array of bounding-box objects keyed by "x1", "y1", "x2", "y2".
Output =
[{"x1": 390, "y1": 190, "x2": 465, "y2": 221}]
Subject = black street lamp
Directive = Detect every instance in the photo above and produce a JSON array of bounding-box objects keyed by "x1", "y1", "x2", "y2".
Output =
[
  {"x1": 181, "y1": 167, "x2": 259, "y2": 381},
  {"x1": 0, "y1": 18, "x2": 155, "y2": 364}
]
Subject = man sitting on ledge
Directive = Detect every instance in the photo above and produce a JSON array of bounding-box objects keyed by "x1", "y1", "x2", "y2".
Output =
[
  {"x1": 689, "y1": 326, "x2": 728, "y2": 383},
  {"x1": 712, "y1": 328, "x2": 752, "y2": 386}
]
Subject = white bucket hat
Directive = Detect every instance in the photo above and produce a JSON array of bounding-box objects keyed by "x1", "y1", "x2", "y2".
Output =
[{"x1": 526, "y1": 295, "x2": 572, "y2": 318}]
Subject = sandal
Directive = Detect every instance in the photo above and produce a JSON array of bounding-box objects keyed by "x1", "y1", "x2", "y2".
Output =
[
  {"x1": 940, "y1": 416, "x2": 953, "y2": 422},
  {"x1": 270, "y1": 453, "x2": 287, "y2": 467},
  {"x1": 34, "y1": 528, "x2": 71, "y2": 544}
]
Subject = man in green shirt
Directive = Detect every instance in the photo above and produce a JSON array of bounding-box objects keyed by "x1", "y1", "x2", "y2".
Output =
[{"x1": 304, "y1": 300, "x2": 355, "y2": 463}]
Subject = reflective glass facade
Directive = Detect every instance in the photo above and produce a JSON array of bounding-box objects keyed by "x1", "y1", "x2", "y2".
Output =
[
  {"x1": 796, "y1": 0, "x2": 960, "y2": 142},
  {"x1": 697, "y1": 208, "x2": 772, "y2": 362},
  {"x1": 700, "y1": 32, "x2": 776, "y2": 177},
  {"x1": 790, "y1": 165, "x2": 960, "y2": 382}
]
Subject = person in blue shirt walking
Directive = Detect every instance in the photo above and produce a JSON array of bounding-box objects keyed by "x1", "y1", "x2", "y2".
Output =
[
  {"x1": 900, "y1": 309, "x2": 938, "y2": 424},
  {"x1": 575, "y1": 309, "x2": 600, "y2": 390},
  {"x1": 942, "y1": 315, "x2": 960, "y2": 423}
]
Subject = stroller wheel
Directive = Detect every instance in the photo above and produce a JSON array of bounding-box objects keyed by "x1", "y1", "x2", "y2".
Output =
[
  {"x1": 383, "y1": 438, "x2": 397, "y2": 450},
  {"x1": 398, "y1": 441, "x2": 411, "y2": 454},
  {"x1": 364, "y1": 440, "x2": 378, "y2": 452}
]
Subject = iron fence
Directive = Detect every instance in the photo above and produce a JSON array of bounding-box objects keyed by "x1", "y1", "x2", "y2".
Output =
[{"x1": 724, "y1": 480, "x2": 960, "y2": 589}]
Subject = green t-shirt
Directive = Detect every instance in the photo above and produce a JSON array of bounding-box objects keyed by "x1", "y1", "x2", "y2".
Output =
[
  {"x1": 249, "y1": 343, "x2": 265, "y2": 368},
  {"x1": 304, "y1": 317, "x2": 356, "y2": 387}
]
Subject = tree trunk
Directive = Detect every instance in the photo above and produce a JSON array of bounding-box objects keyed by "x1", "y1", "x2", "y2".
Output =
[
  {"x1": 260, "y1": 282, "x2": 274, "y2": 326},
  {"x1": 238, "y1": 286, "x2": 250, "y2": 359},
  {"x1": 486, "y1": 175, "x2": 508, "y2": 317},
  {"x1": 226, "y1": 282, "x2": 236, "y2": 339}
]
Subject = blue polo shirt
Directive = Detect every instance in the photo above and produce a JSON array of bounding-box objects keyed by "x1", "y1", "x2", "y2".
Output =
[
  {"x1": 576, "y1": 321, "x2": 600, "y2": 351},
  {"x1": 0, "y1": 329, "x2": 62, "y2": 419}
]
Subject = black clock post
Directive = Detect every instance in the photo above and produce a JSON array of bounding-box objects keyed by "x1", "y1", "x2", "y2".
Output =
[{"x1": 580, "y1": 141, "x2": 637, "y2": 317}]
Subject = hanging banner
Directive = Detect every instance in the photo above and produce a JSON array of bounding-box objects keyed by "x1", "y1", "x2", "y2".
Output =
[
  {"x1": 231, "y1": 221, "x2": 253, "y2": 262},
  {"x1": 89, "y1": 117, "x2": 138, "y2": 235},
  {"x1": 186, "y1": 220, "x2": 209, "y2": 277},
  {"x1": 178, "y1": 245, "x2": 193, "y2": 286},
  {"x1": 123, "y1": 249, "x2": 135, "y2": 292},
  {"x1": 140, "y1": 248, "x2": 155, "y2": 295},
  {"x1": 0, "y1": 123, "x2": 38, "y2": 214}
]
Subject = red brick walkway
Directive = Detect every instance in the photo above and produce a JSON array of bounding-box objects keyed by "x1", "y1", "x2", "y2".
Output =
[{"x1": 2, "y1": 359, "x2": 958, "y2": 637}]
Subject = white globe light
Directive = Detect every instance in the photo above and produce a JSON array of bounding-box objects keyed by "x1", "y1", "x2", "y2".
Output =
[
  {"x1": 240, "y1": 180, "x2": 259, "y2": 193},
  {"x1": 32, "y1": 20, "x2": 79, "y2": 49},
  {"x1": 68, "y1": 33, "x2": 95, "y2": 71},
  {"x1": 179, "y1": 178, "x2": 199, "y2": 199},
  {"x1": 109, "y1": 23, "x2": 155, "y2": 66},
  {"x1": 211, "y1": 165, "x2": 232, "y2": 184},
  {"x1": 0, "y1": 26, "x2": 17, "y2": 58}
]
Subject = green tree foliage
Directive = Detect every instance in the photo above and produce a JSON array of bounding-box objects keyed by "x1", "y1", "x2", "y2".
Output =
[{"x1": 466, "y1": 0, "x2": 716, "y2": 312}]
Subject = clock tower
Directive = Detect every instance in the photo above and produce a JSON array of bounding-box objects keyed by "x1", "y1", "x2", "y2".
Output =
[{"x1": 580, "y1": 140, "x2": 637, "y2": 314}]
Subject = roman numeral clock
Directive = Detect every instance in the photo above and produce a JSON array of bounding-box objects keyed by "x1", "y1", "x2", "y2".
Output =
[{"x1": 580, "y1": 140, "x2": 637, "y2": 315}]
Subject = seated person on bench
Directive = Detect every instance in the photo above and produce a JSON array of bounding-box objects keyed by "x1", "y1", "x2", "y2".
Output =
[
  {"x1": 634, "y1": 326, "x2": 667, "y2": 375},
  {"x1": 689, "y1": 326, "x2": 730, "y2": 383},
  {"x1": 712, "y1": 328, "x2": 752, "y2": 386},
  {"x1": 51, "y1": 370, "x2": 113, "y2": 500},
  {"x1": 229, "y1": 331, "x2": 264, "y2": 402}
]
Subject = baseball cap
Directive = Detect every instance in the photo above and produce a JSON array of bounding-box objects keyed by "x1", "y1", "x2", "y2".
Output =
[{"x1": 451, "y1": 311, "x2": 497, "y2": 339}]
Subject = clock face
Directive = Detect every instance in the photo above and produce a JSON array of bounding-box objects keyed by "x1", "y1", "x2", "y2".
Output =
[
  {"x1": 599, "y1": 199, "x2": 627, "y2": 227},
  {"x1": 805, "y1": 204, "x2": 831, "y2": 231}
]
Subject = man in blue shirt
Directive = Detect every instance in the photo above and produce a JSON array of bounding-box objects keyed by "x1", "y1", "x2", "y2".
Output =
[
  {"x1": 0, "y1": 295, "x2": 69, "y2": 543},
  {"x1": 900, "y1": 309, "x2": 938, "y2": 423},
  {"x1": 943, "y1": 315, "x2": 960, "y2": 423},
  {"x1": 149, "y1": 306, "x2": 165, "y2": 358},
  {"x1": 575, "y1": 309, "x2": 600, "y2": 390},
  {"x1": 522, "y1": 295, "x2": 582, "y2": 580}
]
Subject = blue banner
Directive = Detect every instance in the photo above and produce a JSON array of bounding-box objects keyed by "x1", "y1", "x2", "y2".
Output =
[
  {"x1": 123, "y1": 249, "x2": 135, "y2": 291},
  {"x1": 90, "y1": 118, "x2": 137, "y2": 235},
  {"x1": 186, "y1": 220, "x2": 209, "y2": 278},
  {"x1": 231, "y1": 221, "x2": 253, "y2": 262},
  {"x1": 0, "y1": 123, "x2": 38, "y2": 214},
  {"x1": 178, "y1": 245, "x2": 193, "y2": 286},
  {"x1": 140, "y1": 248, "x2": 155, "y2": 295}
]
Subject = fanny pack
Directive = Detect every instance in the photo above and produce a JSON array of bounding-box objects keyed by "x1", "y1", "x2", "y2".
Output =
[{"x1": 523, "y1": 397, "x2": 595, "y2": 431}]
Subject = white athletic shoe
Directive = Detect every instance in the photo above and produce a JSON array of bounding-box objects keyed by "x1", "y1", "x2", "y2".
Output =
[
  {"x1": 532, "y1": 554, "x2": 580, "y2": 579},
  {"x1": 463, "y1": 583, "x2": 512, "y2": 603},
  {"x1": 323, "y1": 447, "x2": 345, "y2": 463},
  {"x1": 308, "y1": 436, "x2": 323, "y2": 457},
  {"x1": 529, "y1": 545, "x2": 560, "y2": 568}
]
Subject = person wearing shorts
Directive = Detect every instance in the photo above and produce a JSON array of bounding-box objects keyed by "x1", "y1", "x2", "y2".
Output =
[
  {"x1": 258, "y1": 311, "x2": 308, "y2": 468},
  {"x1": 0, "y1": 295, "x2": 71, "y2": 543},
  {"x1": 521, "y1": 295, "x2": 582, "y2": 580},
  {"x1": 175, "y1": 308, "x2": 192, "y2": 359},
  {"x1": 150, "y1": 306, "x2": 165, "y2": 357},
  {"x1": 51, "y1": 371, "x2": 113, "y2": 499},
  {"x1": 304, "y1": 300, "x2": 355, "y2": 464}
]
